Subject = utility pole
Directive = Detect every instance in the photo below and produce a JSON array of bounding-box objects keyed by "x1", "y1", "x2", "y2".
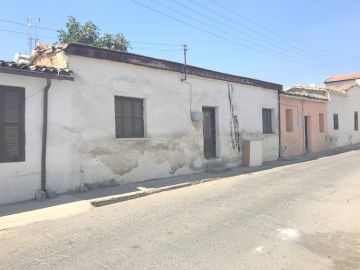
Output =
[{"x1": 182, "y1": 44, "x2": 188, "y2": 81}]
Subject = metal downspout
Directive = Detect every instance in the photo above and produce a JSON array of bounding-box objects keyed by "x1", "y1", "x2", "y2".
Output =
[
  {"x1": 41, "y1": 79, "x2": 51, "y2": 194},
  {"x1": 278, "y1": 89, "x2": 282, "y2": 159}
]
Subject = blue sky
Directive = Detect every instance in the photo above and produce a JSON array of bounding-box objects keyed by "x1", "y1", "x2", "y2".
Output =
[{"x1": 1, "y1": 0, "x2": 360, "y2": 87}]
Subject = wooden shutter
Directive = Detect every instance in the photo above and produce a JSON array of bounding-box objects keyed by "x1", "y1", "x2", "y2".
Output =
[
  {"x1": 262, "y1": 109, "x2": 272, "y2": 134},
  {"x1": 354, "y1": 111, "x2": 358, "y2": 131},
  {"x1": 333, "y1": 114, "x2": 339, "y2": 130},
  {"x1": 0, "y1": 86, "x2": 25, "y2": 162},
  {"x1": 115, "y1": 96, "x2": 144, "y2": 138}
]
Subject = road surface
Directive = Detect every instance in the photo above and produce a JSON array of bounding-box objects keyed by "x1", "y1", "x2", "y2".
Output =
[{"x1": 1, "y1": 149, "x2": 360, "y2": 269}]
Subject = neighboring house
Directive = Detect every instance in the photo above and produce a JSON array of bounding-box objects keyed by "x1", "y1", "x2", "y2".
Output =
[
  {"x1": 280, "y1": 91, "x2": 328, "y2": 158},
  {"x1": 287, "y1": 78, "x2": 360, "y2": 149},
  {"x1": 324, "y1": 72, "x2": 360, "y2": 88},
  {"x1": 0, "y1": 43, "x2": 282, "y2": 205},
  {"x1": 0, "y1": 60, "x2": 74, "y2": 205}
]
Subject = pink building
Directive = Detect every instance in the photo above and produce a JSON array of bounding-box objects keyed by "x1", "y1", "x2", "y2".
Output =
[{"x1": 280, "y1": 92, "x2": 328, "y2": 158}]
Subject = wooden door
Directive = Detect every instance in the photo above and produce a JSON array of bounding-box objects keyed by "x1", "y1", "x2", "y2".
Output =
[
  {"x1": 202, "y1": 107, "x2": 216, "y2": 159},
  {"x1": 304, "y1": 116, "x2": 309, "y2": 152}
]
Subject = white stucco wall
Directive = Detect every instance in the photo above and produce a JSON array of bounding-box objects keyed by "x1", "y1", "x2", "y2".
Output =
[
  {"x1": 51, "y1": 55, "x2": 279, "y2": 191},
  {"x1": 0, "y1": 74, "x2": 45, "y2": 204},
  {"x1": 0, "y1": 55, "x2": 280, "y2": 204},
  {"x1": 326, "y1": 86, "x2": 360, "y2": 148}
]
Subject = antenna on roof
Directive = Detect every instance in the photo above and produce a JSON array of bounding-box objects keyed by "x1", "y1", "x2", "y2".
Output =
[
  {"x1": 27, "y1": 16, "x2": 32, "y2": 55},
  {"x1": 26, "y1": 16, "x2": 41, "y2": 55},
  {"x1": 35, "y1": 17, "x2": 40, "y2": 47}
]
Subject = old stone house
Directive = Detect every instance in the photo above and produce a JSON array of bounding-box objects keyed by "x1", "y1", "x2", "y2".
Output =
[{"x1": 0, "y1": 43, "x2": 282, "y2": 205}]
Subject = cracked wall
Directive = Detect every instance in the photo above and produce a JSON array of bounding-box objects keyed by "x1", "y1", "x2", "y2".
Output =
[{"x1": 41, "y1": 55, "x2": 279, "y2": 195}]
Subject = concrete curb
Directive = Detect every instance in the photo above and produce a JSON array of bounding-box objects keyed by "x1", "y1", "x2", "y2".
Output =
[
  {"x1": 82, "y1": 144, "x2": 360, "y2": 207},
  {"x1": 89, "y1": 178, "x2": 226, "y2": 207}
]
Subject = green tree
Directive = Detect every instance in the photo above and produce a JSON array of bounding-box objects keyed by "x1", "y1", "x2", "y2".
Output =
[{"x1": 58, "y1": 16, "x2": 131, "y2": 51}]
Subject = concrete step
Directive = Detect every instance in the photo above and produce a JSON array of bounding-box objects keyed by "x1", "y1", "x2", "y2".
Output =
[{"x1": 204, "y1": 160, "x2": 228, "y2": 173}]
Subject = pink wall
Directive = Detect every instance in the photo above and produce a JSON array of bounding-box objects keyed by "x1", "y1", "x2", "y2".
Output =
[{"x1": 280, "y1": 95, "x2": 328, "y2": 158}]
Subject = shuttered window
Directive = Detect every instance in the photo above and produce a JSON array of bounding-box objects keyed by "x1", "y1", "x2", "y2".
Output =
[
  {"x1": 115, "y1": 96, "x2": 144, "y2": 138},
  {"x1": 0, "y1": 86, "x2": 25, "y2": 163},
  {"x1": 285, "y1": 109, "x2": 293, "y2": 132},
  {"x1": 355, "y1": 111, "x2": 358, "y2": 131},
  {"x1": 319, "y1": 113, "x2": 325, "y2": 133},
  {"x1": 262, "y1": 108, "x2": 273, "y2": 134},
  {"x1": 333, "y1": 114, "x2": 339, "y2": 130}
]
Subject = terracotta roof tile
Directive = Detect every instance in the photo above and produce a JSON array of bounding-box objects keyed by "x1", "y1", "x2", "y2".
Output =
[
  {"x1": 0, "y1": 60, "x2": 72, "y2": 76},
  {"x1": 281, "y1": 91, "x2": 328, "y2": 101},
  {"x1": 286, "y1": 84, "x2": 354, "y2": 95},
  {"x1": 324, "y1": 73, "x2": 360, "y2": 83}
]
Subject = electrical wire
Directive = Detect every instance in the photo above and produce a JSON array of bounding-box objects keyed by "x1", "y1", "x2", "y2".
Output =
[
  {"x1": 129, "y1": 41, "x2": 183, "y2": 47},
  {"x1": 172, "y1": 0, "x2": 357, "y2": 63},
  {"x1": 207, "y1": 0, "x2": 357, "y2": 57},
  {"x1": 130, "y1": 0, "x2": 357, "y2": 67},
  {"x1": 0, "y1": 29, "x2": 57, "y2": 39},
  {"x1": 129, "y1": 0, "x2": 325, "y2": 66},
  {"x1": 0, "y1": 18, "x2": 58, "y2": 32},
  {"x1": 0, "y1": 28, "x2": 184, "y2": 52},
  {"x1": 131, "y1": 46, "x2": 183, "y2": 51}
]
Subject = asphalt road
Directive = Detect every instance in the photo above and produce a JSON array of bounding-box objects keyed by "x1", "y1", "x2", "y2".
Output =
[{"x1": 1, "y1": 149, "x2": 360, "y2": 270}]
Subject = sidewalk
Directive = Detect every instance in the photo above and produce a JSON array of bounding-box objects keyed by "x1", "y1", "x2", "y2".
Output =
[{"x1": 1, "y1": 143, "x2": 359, "y2": 231}]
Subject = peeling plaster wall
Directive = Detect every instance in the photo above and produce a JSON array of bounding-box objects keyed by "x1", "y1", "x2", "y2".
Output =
[
  {"x1": 280, "y1": 96, "x2": 328, "y2": 158},
  {"x1": 0, "y1": 56, "x2": 280, "y2": 204},
  {"x1": 56, "y1": 55, "x2": 279, "y2": 190},
  {"x1": 326, "y1": 87, "x2": 360, "y2": 148},
  {"x1": 0, "y1": 74, "x2": 45, "y2": 204}
]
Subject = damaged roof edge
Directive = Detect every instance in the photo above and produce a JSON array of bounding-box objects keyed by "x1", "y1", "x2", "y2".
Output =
[
  {"x1": 64, "y1": 43, "x2": 282, "y2": 91},
  {"x1": 280, "y1": 91, "x2": 328, "y2": 101},
  {"x1": 0, "y1": 66, "x2": 74, "y2": 81}
]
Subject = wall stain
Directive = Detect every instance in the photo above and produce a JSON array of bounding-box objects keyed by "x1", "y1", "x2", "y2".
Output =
[
  {"x1": 85, "y1": 132, "x2": 204, "y2": 179},
  {"x1": 326, "y1": 135, "x2": 338, "y2": 148}
]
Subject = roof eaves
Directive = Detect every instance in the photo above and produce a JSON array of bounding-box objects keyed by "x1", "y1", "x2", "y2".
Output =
[
  {"x1": 0, "y1": 66, "x2": 74, "y2": 81},
  {"x1": 0, "y1": 60, "x2": 74, "y2": 81},
  {"x1": 64, "y1": 43, "x2": 282, "y2": 91},
  {"x1": 280, "y1": 91, "x2": 328, "y2": 101}
]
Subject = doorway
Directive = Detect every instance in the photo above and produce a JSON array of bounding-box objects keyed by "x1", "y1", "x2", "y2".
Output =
[
  {"x1": 202, "y1": 107, "x2": 216, "y2": 159},
  {"x1": 304, "y1": 116, "x2": 311, "y2": 153}
]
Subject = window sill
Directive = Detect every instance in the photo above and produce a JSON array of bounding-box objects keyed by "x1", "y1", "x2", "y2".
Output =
[
  {"x1": 263, "y1": 133, "x2": 277, "y2": 136},
  {"x1": 115, "y1": 137, "x2": 150, "y2": 141}
]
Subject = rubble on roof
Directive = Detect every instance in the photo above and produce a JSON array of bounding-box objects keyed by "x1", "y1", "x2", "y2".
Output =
[{"x1": 30, "y1": 44, "x2": 69, "y2": 69}]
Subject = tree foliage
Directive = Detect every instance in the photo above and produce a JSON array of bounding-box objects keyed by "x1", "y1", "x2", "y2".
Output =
[{"x1": 58, "y1": 16, "x2": 130, "y2": 51}]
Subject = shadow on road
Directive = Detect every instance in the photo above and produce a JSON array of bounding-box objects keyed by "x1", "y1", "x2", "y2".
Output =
[{"x1": 1, "y1": 143, "x2": 359, "y2": 218}]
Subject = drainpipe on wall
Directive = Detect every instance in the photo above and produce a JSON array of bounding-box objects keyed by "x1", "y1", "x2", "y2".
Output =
[
  {"x1": 278, "y1": 89, "x2": 282, "y2": 160},
  {"x1": 36, "y1": 78, "x2": 51, "y2": 201}
]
